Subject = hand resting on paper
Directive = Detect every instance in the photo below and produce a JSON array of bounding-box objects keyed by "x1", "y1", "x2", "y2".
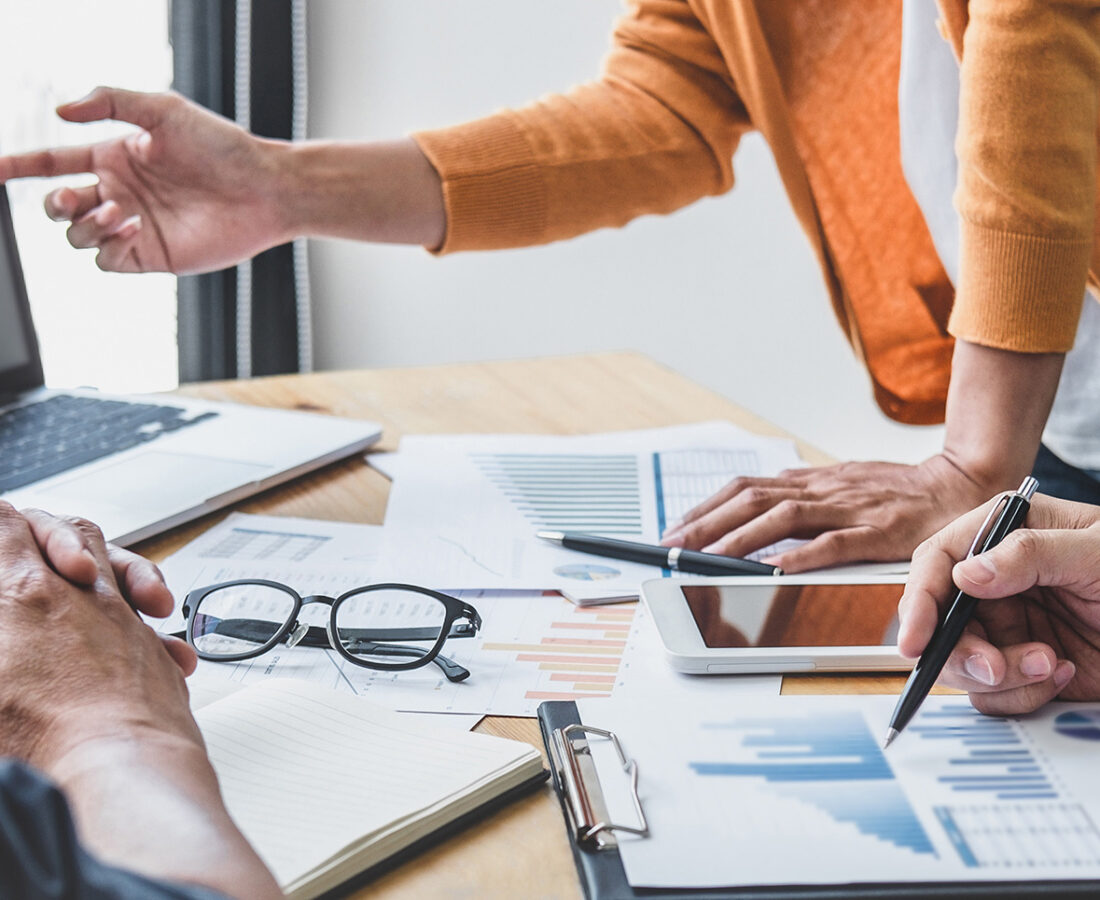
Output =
[
  {"x1": 896, "y1": 493, "x2": 1100, "y2": 716},
  {"x1": 661, "y1": 454, "x2": 993, "y2": 573}
]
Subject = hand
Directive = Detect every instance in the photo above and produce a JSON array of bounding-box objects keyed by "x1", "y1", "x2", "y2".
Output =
[
  {"x1": 0, "y1": 502, "x2": 199, "y2": 768},
  {"x1": 18, "y1": 507, "x2": 194, "y2": 674},
  {"x1": 0, "y1": 87, "x2": 289, "y2": 274},
  {"x1": 896, "y1": 493, "x2": 1100, "y2": 715},
  {"x1": 661, "y1": 454, "x2": 992, "y2": 572}
]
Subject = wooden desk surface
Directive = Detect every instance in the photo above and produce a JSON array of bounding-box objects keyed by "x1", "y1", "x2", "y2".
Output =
[{"x1": 137, "y1": 351, "x2": 899, "y2": 900}]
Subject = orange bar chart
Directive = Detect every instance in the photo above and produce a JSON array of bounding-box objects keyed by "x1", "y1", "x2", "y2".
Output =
[{"x1": 481, "y1": 600, "x2": 638, "y2": 702}]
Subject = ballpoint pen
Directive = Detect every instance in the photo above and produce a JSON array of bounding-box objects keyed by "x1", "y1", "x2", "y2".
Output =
[
  {"x1": 882, "y1": 475, "x2": 1039, "y2": 749},
  {"x1": 536, "y1": 530, "x2": 782, "y2": 577}
]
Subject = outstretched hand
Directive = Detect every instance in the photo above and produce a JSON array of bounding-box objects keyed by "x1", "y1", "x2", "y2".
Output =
[
  {"x1": 896, "y1": 493, "x2": 1100, "y2": 715},
  {"x1": 0, "y1": 87, "x2": 288, "y2": 274},
  {"x1": 661, "y1": 454, "x2": 993, "y2": 572}
]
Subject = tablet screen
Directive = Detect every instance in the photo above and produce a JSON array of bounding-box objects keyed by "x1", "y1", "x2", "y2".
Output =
[{"x1": 682, "y1": 583, "x2": 903, "y2": 648}]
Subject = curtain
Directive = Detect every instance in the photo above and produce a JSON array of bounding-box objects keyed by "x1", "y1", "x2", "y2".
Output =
[{"x1": 170, "y1": 0, "x2": 312, "y2": 382}]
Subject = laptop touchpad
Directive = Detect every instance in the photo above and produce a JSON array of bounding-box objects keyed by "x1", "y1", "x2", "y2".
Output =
[{"x1": 33, "y1": 451, "x2": 271, "y2": 512}]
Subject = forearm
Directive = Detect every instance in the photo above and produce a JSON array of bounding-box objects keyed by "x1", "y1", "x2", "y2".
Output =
[
  {"x1": 940, "y1": 339, "x2": 1064, "y2": 492},
  {"x1": 278, "y1": 137, "x2": 445, "y2": 249},
  {"x1": 46, "y1": 731, "x2": 281, "y2": 900}
]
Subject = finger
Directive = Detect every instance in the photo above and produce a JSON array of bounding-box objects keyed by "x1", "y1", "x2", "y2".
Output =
[
  {"x1": 942, "y1": 642, "x2": 1058, "y2": 694},
  {"x1": 699, "y1": 499, "x2": 841, "y2": 557},
  {"x1": 93, "y1": 222, "x2": 145, "y2": 273},
  {"x1": 159, "y1": 634, "x2": 198, "y2": 676},
  {"x1": 44, "y1": 515, "x2": 122, "y2": 599},
  {"x1": 896, "y1": 506, "x2": 1000, "y2": 656},
  {"x1": 18, "y1": 507, "x2": 98, "y2": 586},
  {"x1": 765, "y1": 526, "x2": 881, "y2": 573},
  {"x1": 57, "y1": 86, "x2": 169, "y2": 132},
  {"x1": 106, "y1": 544, "x2": 174, "y2": 618},
  {"x1": 0, "y1": 501, "x2": 47, "y2": 573},
  {"x1": 45, "y1": 184, "x2": 100, "y2": 222},
  {"x1": 664, "y1": 486, "x2": 806, "y2": 549},
  {"x1": 662, "y1": 477, "x2": 797, "y2": 539},
  {"x1": 954, "y1": 527, "x2": 1100, "y2": 600},
  {"x1": 969, "y1": 659, "x2": 1076, "y2": 717},
  {"x1": 0, "y1": 145, "x2": 96, "y2": 182},
  {"x1": 66, "y1": 200, "x2": 129, "y2": 249}
]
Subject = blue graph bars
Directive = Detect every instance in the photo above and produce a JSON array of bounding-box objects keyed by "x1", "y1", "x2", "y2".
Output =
[
  {"x1": 911, "y1": 704, "x2": 1058, "y2": 801},
  {"x1": 473, "y1": 453, "x2": 645, "y2": 536},
  {"x1": 690, "y1": 712, "x2": 935, "y2": 855}
]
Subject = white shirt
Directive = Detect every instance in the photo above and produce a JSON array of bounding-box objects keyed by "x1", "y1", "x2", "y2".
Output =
[{"x1": 899, "y1": 0, "x2": 1100, "y2": 471}]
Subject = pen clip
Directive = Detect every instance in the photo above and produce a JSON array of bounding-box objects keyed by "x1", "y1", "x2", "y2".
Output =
[{"x1": 964, "y1": 492, "x2": 1012, "y2": 560}]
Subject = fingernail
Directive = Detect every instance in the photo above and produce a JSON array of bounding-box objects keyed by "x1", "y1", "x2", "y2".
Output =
[
  {"x1": 959, "y1": 555, "x2": 996, "y2": 585},
  {"x1": 95, "y1": 201, "x2": 117, "y2": 225},
  {"x1": 118, "y1": 214, "x2": 142, "y2": 235},
  {"x1": 661, "y1": 535, "x2": 684, "y2": 548},
  {"x1": 1054, "y1": 660, "x2": 1076, "y2": 689},
  {"x1": 1020, "y1": 650, "x2": 1052, "y2": 679},
  {"x1": 965, "y1": 654, "x2": 996, "y2": 685}
]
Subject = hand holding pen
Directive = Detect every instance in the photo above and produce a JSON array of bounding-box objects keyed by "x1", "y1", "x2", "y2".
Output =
[{"x1": 886, "y1": 479, "x2": 1098, "y2": 745}]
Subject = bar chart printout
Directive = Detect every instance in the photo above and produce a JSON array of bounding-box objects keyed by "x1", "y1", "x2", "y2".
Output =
[{"x1": 578, "y1": 695, "x2": 1100, "y2": 889}]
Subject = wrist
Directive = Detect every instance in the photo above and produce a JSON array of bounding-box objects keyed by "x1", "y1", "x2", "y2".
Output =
[
  {"x1": 275, "y1": 138, "x2": 445, "y2": 246},
  {"x1": 30, "y1": 704, "x2": 205, "y2": 781}
]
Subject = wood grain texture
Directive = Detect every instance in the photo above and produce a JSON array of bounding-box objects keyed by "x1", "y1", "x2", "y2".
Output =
[{"x1": 132, "y1": 352, "x2": 893, "y2": 900}]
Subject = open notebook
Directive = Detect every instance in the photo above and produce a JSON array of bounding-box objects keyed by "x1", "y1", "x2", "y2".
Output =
[{"x1": 194, "y1": 680, "x2": 546, "y2": 899}]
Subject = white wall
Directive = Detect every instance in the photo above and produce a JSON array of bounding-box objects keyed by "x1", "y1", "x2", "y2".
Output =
[{"x1": 306, "y1": 1, "x2": 944, "y2": 464}]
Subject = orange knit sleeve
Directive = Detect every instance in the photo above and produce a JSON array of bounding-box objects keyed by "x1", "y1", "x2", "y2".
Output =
[
  {"x1": 950, "y1": 0, "x2": 1100, "y2": 352},
  {"x1": 412, "y1": 0, "x2": 752, "y2": 253}
]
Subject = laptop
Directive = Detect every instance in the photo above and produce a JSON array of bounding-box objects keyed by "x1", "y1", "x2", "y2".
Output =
[{"x1": 0, "y1": 186, "x2": 382, "y2": 545}]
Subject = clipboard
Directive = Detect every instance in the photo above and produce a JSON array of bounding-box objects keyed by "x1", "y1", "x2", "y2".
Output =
[{"x1": 537, "y1": 701, "x2": 1100, "y2": 900}]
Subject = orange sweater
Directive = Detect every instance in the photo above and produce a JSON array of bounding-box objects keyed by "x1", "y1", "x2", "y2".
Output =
[{"x1": 414, "y1": 0, "x2": 1100, "y2": 425}]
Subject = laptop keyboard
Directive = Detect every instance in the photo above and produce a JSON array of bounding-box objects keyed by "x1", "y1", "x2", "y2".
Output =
[{"x1": 0, "y1": 394, "x2": 218, "y2": 493}]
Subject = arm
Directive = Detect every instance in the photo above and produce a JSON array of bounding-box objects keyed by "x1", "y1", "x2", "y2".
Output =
[
  {"x1": 0, "y1": 1, "x2": 749, "y2": 270},
  {"x1": 0, "y1": 505, "x2": 280, "y2": 899},
  {"x1": 896, "y1": 493, "x2": 1100, "y2": 716},
  {"x1": 659, "y1": 0, "x2": 1099, "y2": 570}
]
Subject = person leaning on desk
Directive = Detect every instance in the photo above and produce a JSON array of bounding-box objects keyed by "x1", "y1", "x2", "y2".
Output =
[
  {"x1": 1, "y1": 1, "x2": 1098, "y2": 572},
  {"x1": 0, "y1": 503, "x2": 280, "y2": 899}
]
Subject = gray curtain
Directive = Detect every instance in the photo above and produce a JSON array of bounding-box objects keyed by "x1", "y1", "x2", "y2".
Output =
[{"x1": 170, "y1": 0, "x2": 312, "y2": 382}]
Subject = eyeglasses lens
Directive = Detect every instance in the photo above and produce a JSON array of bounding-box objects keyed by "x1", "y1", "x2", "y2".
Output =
[
  {"x1": 192, "y1": 583, "x2": 297, "y2": 657},
  {"x1": 335, "y1": 588, "x2": 448, "y2": 669}
]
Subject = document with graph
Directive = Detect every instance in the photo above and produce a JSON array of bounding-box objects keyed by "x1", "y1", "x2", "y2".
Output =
[
  {"x1": 375, "y1": 422, "x2": 805, "y2": 592},
  {"x1": 575, "y1": 693, "x2": 1100, "y2": 888}
]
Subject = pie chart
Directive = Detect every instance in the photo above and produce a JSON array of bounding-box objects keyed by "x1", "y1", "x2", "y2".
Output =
[{"x1": 1053, "y1": 709, "x2": 1100, "y2": 741}]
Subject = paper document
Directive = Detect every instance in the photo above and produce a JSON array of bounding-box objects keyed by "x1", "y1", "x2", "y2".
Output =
[
  {"x1": 375, "y1": 422, "x2": 805, "y2": 592},
  {"x1": 577, "y1": 692, "x2": 1100, "y2": 888},
  {"x1": 152, "y1": 513, "x2": 782, "y2": 715}
]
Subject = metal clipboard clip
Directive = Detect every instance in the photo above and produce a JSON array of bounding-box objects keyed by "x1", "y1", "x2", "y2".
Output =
[{"x1": 548, "y1": 723, "x2": 649, "y2": 850}]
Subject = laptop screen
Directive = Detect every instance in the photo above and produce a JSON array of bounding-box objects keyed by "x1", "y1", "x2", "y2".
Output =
[{"x1": 0, "y1": 185, "x2": 44, "y2": 397}]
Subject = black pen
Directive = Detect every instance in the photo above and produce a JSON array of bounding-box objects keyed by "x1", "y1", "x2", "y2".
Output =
[
  {"x1": 883, "y1": 476, "x2": 1039, "y2": 749},
  {"x1": 536, "y1": 530, "x2": 782, "y2": 576}
]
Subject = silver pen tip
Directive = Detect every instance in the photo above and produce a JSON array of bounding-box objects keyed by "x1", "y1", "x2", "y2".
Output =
[
  {"x1": 536, "y1": 531, "x2": 564, "y2": 542},
  {"x1": 882, "y1": 728, "x2": 899, "y2": 750}
]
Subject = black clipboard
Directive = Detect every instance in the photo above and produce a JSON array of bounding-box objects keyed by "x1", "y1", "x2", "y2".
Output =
[{"x1": 537, "y1": 701, "x2": 1100, "y2": 900}]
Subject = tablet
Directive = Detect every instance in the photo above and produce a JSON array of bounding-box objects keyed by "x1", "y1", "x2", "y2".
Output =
[{"x1": 641, "y1": 574, "x2": 912, "y2": 674}]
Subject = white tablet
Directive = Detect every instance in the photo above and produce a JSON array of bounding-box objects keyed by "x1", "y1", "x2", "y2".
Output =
[{"x1": 641, "y1": 574, "x2": 912, "y2": 674}]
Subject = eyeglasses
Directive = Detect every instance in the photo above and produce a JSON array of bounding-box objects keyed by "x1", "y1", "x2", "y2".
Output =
[{"x1": 180, "y1": 580, "x2": 482, "y2": 683}]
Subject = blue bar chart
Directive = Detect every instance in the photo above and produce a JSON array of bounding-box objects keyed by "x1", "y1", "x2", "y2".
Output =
[
  {"x1": 690, "y1": 712, "x2": 935, "y2": 856},
  {"x1": 911, "y1": 704, "x2": 1057, "y2": 801},
  {"x1": 472, "y1": 453, "x2": 645, "y2": 536}
]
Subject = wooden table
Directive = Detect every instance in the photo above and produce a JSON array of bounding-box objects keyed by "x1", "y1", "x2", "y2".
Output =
[{"x1": 138, "y1": 351, "x2": 914, "y2": 900}]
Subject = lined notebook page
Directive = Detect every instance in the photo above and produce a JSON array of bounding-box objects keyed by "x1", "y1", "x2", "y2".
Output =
[{"x1": 195, "y1": 679, "x2": 538, "y2": 887}]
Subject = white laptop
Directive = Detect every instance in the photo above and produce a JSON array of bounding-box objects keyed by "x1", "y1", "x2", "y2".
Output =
[{"x1": 0, "y1": 186, "x2": 381, "y2": 545}]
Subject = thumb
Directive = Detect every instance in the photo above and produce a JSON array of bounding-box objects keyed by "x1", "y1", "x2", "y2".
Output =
[
  {"x1": 57, "y1": 86, "x2": 168, "y2": 131},
  {"x1": 954, "y1": 528, "x2": 1100, "y2": 599}
]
